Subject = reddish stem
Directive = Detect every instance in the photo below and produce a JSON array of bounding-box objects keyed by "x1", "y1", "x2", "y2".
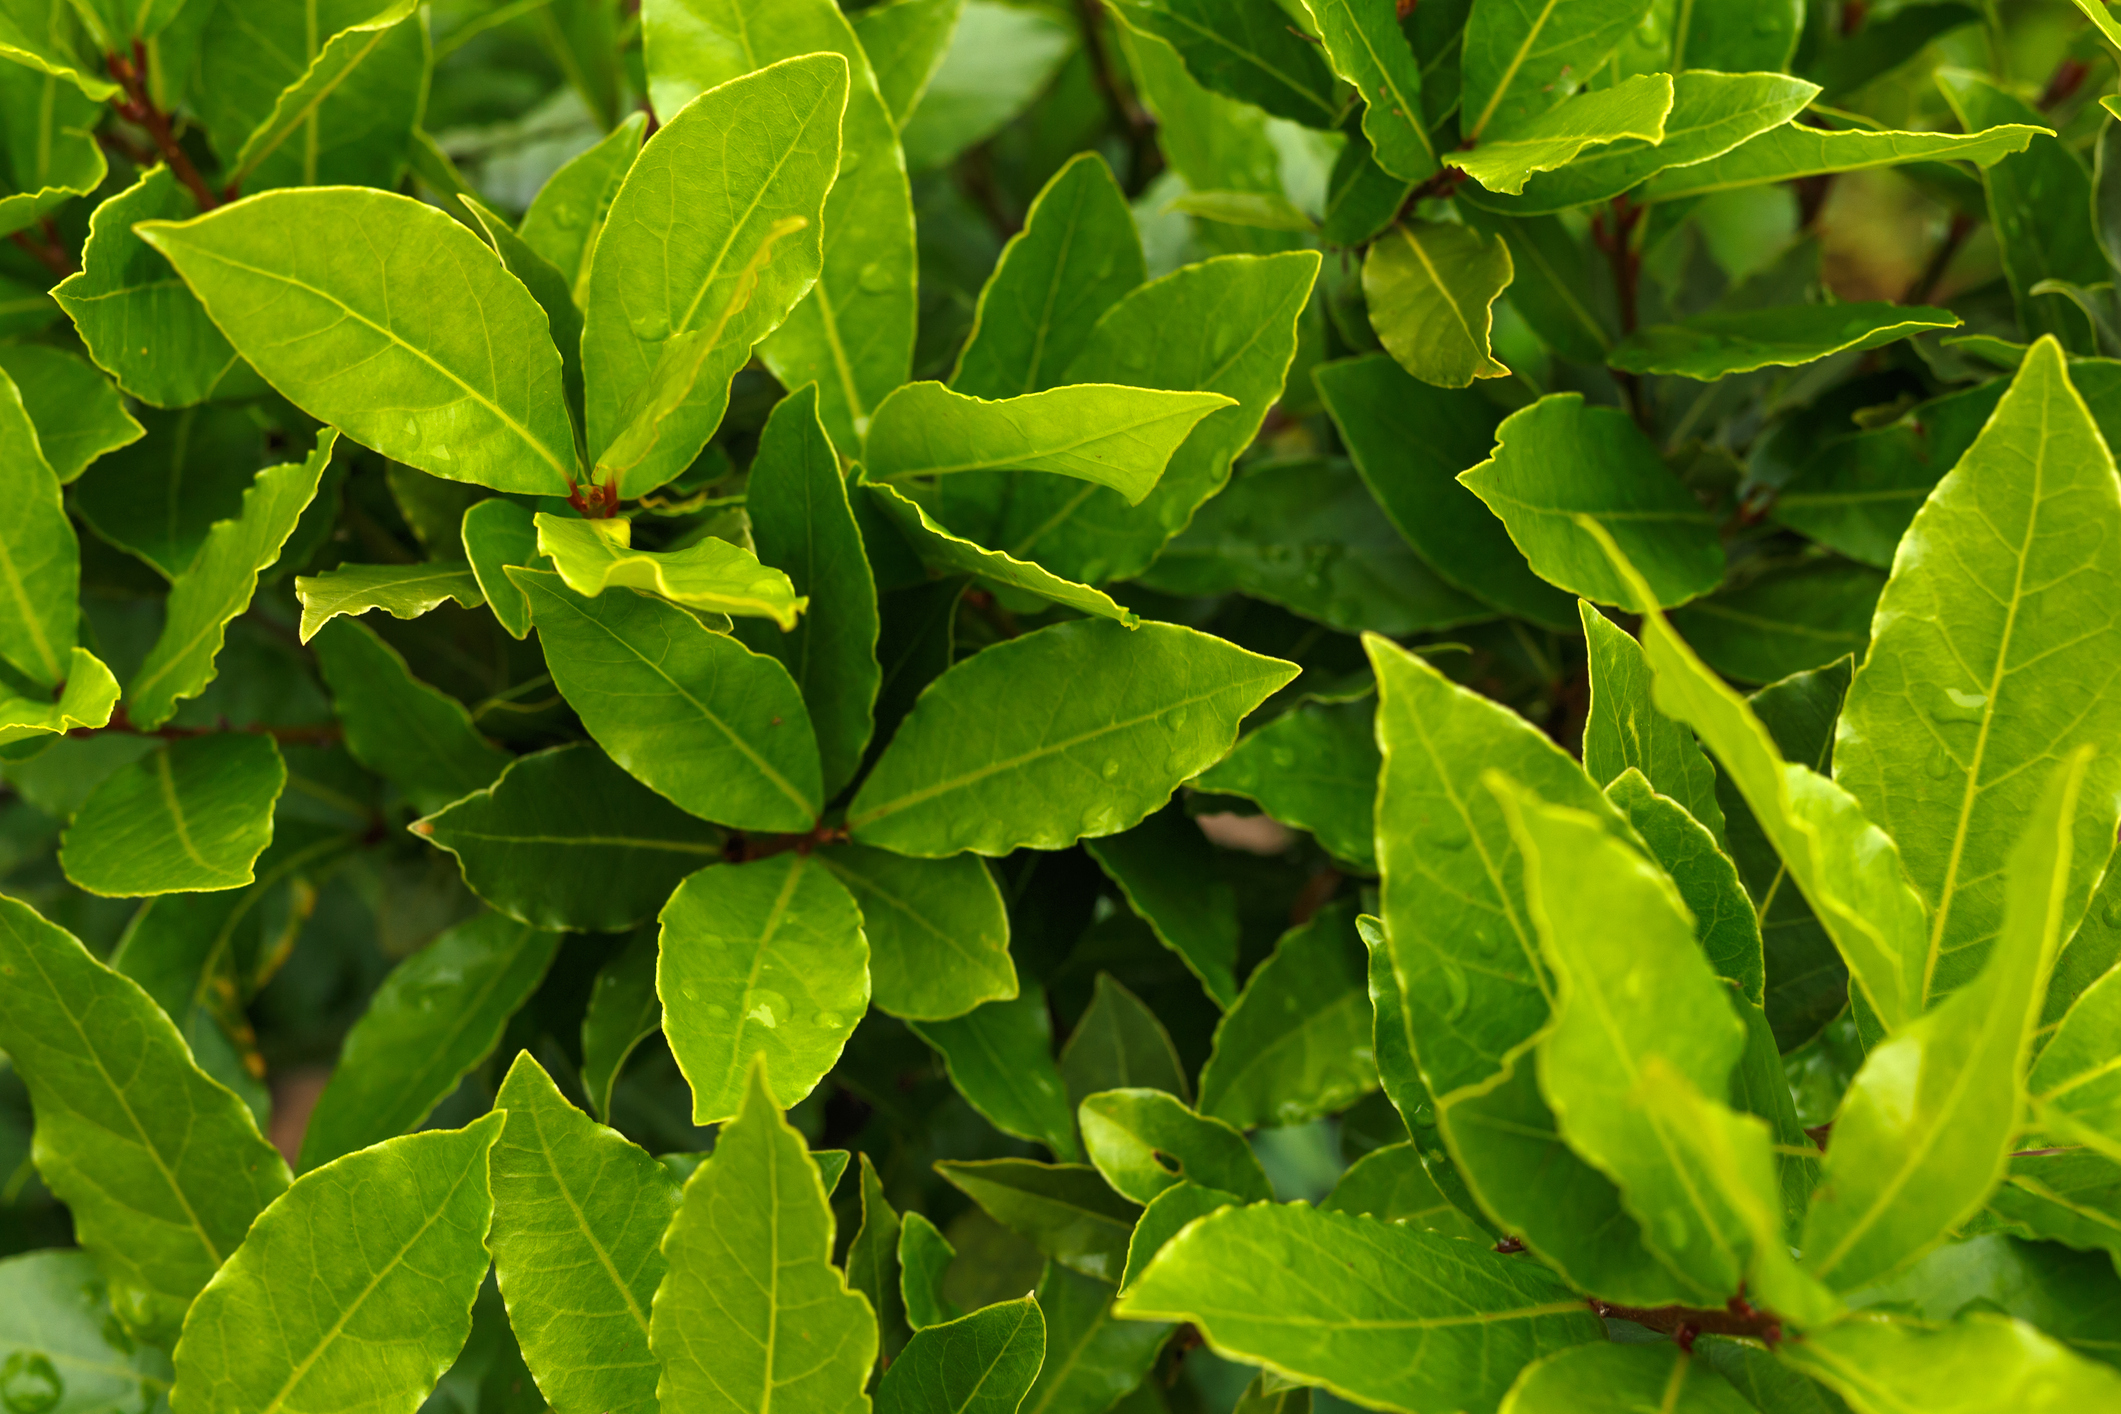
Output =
[
  {"x1": 107, "y1": 41, "x2": 221, "y2": 213},
  {"x1": 71, "y1": 704, "x2": 342, "y2": 746},
  {"x1": 10, "y1": 226, "x2": 72, "y2": 279}
]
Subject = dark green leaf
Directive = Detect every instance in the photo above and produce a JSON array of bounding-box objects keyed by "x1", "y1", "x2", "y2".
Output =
[
  {"x1": 913, "y1": 988, "x2": 1080, "y2": 1159},
  {"x1": 1197, "y1": 900, "x2": 1377, "y2": 1130},
  {"x1": 1107, "y1": 0, "x2": 1339, "y2": 128},
  {"x1": 1059, "y1": 973, "x2": 1192, "y2": 1109},
  {"x1": 1079, "y1": 1088, "x2": 1269, "y2": 1204},
  {"x1": 313, "y1": 618, "x2": 510, "y2": 814},
  {"x1": 295, "y1": 564, "x2": 487, "y2": 643},
  {"x1": 936, "y1": 1160, "x2": 1140, "y2": 1283},
  {"x1": 580, "y1": 928, "x2": 662, "y2": 1120},
  {"x1": 1610, "y1": 303, "x2": 1960, "y2": 380},
  {"x1": 1581, "y1": 601, "x2": 1724, "y2": 839},
  {"x1": 1194, "y1": 696, "x2": 1378, "y2": 871},
  {"x1": 816, "y1": 844, "x2": 1015, "y2": 1022},
  {"x1": 1667, "y1": 559, "x2": 1885, "y2": 685},
  {"x1": 60, "y1": 735, "x2": 286, "y2": 898},
  {"x1": 1020, "y1": 1262, "x2": 1169, "y2": 1414},
  {"x1": 1087, "y1": 809, "x2": 1240, "y2": 1009},
  {"x1": 876, "y1": 1296, "x2": 1045, "y2": 1414}
]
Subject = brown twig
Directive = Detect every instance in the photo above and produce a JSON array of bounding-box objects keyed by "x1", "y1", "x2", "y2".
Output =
[
  {"x1": 107, "y1": 40, "x2": 220, "y2": 212},
  {"x1": 10, "y1": 225, "x2": 73, "y2": 280},
  {"x1": 1590, "y1": 196, "x2": 1651, "y2": 431},
  {"x1": 717, "y1": 820, "x2": 852, "y2": 864},
  {"x1": 70, "y1": 704, "x2": 343, "y2": 746},
  {"x1": 1592, "y1": 1295, "x2": 1784, "y2": 1349},
  {"x1": 1075, "y1": 0, "x2": 1159, "y2": 191}
]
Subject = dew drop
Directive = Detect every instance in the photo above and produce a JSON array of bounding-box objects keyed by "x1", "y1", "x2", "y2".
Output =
[
  {"x1": 1924, "y1": 746, "x2": 1955, "y2": 780},
  {"x1": 1429, "y1": 821, "x2": 1473, "y2": 852},
  {"x1": 2102, "y1": 897, "x2": 2121, "y2": 931},
  {"x1": 1101, "y1": 758, "x2": 1120, "y2": 780},
  {"x1": 857, "y1": 261, "x2": 896, "y2": 293},
  {"x1": 1, "y1": 1353, "x2": 63, "y2": 1414},
  {"x1": 628, "y1": 307, "x2": 673, "y2": 342},
  {"x1": 815, "y1": 1011, "x2": 843, "y2": 1031},
  {"x1": 1438, "y1": 959, "x2": 1470, "y2": 1020},
  {"x1": 747, "y1": 989, "x2": 789, "y2": 1029},
  {"x1": 1927, "y1": 686, "x2": 1989, "y2": 725}
]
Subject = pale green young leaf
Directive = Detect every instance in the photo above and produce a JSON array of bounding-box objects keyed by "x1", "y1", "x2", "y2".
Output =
[
  {"x1": 951, "y1": 152, "x2": 1145, "y2": 400},
  {"x1": 1460, "y1": 0, "x2": 1651, "y2": 141},
  {"x1": 1459, "y1": 396, "x2": 1723, "y2": 610},
  {"x1": 0, "y1": 894, "x2": 288, "y2": 1338},
  {"x1": 519, "y1": 112, "x2": 647, "y2": 300},
  {"x1": 126, "y1": 433, "x2": 334, "y2": 728},
  {"x1": 902, "y1": 1213, "x2": 961, "y2": 1330},
  {"x1": 1837, "y1": 338, "x2": 2121, "y2": 1007},
  {"x1": 0, "y1": 345, "x2": 140, "y2": 482},
  {"x1": 658, "y1": 854, "x2": 868, "y2": 1124},
  {"x1": 848, "y1": 619, "x2": 1295, "y2": 856},
  {"x1": 536, "y1": 514, "x2": 806, "y2": 628},
  {"x1": 1197, "y1": 900, "x2": 1378, "y2": 1130},
  {"x1": 298, "y1": 913, "x2": 559, "y2": 1171},
  {"x1": 863, "y1": 483, "x2": 1144, "y2": 627},
  {"x1": 817, "y1": 844, "x2": 1016, "y2": 1022},
  {"x1": 851, "y1": 0, "x2": 962, "y2": 126},
  {"x1": 1499, "y1": 1343, "x2": 1756, "y2": 1414},
  {"x1": 1115, "y1": 1204, "x2": 1604, "y2": 1412},
  {"x1": 1581, "y1": 601, "x2": 1724, "y2": 839},
  {"x1": 60, "y1": 735, "x2": 285, "y2": 898},
  {"x1": 490, "y1": 1053, "x2": 680, "y2": 1414},
  {"x1": 139, "y1": 192, "x2": 576, "y2": 496},
  {"x1": 1080, "y1": 1089, "x2": 1268, "y2": 1205},
  {"x1": 2031, "y1": 964, "x2": 2121, "y2": 1162},
  {"x1": 1363, "y1": 220, "x2": 1514, "y2": 389},
  {"x1": 848, "y1": 1153, "x2": 909, "y2": 1363},
  {"x1": 642, "y1": 0, "x2": 914, "y2": 452},
  {"x1": 170, "y1": 1116, "x2": 504, "y2": 1414},
  {"x1": 1610, "y1": 303, "x2": 1961, "y2": 380},
  {"x1": 1781, "y1": 1312, "x2": 2121, "y2": 1413},
  {"x1": 877, "y1": 1296, "x2": 1045, "y2": 1414},
  {"x1": 1060, "y1": 974, "x2": 1191, "y2": 1109},
  {"x1": 1802, "y1": 751, "x2": 2093, "y2": 1291},
  {"x1": 1086, "y1": 809, "x2": 1240, "y2": 1009},
  {"x1": 733, "y1": 384, "x2": 879, "y2": 798},
  {"x1": 1606, "y1": 771, "x2": 1764, "y2": 1002},
  {"x1": 312, "y1": 618, "x2": 509, "y2": 814},
  {"x1": 1119, "y1": 1182, "x2": 1238, "y2": 1290},
  {"x1": 0, "y1": 1249, "x2": 175, "y2": 1414},
  {"x1": 0, "y1": 647, "x2": 117, "y2": 745},
  {"x1": 295, "y1": 564, "x2": 486, "y2": 643},
  {"x1": 1639, "y1": 122, "x2": 2045, "y2": 203},
  {"x1": 1299, "y1": 0, "x2": 1437, "y2": 184},
  {"x1": 416, "y1": 742, "x2": 723, "y2": 932},
  {"x1": 1166, "y1": 189, "x2": 1317, "y2": 232},
  {"x1": 460, "y1": 194, "x2": 586, "y2": 452},
  {"x1": 935, "y1": 1160, "x2": 1140, "y2": 1282},
  {"x1": 461, "y1": 497, "x2": 541, "y2": 639},
  {"x1": 865, "y1": 381, "x2": 1235, "y2": 504},
  {"x1": 513, "y1": 568, "x2": 823, "y2": 833},
  {"x1": 222, "y1": 2, "x2": 419, "y2": 189},
  {"x1": 581, "y1": 928, "x2": 661, "y2": 1119},
  {"x1": 650, "y1": 1063, "x2": 876, "y2": 1414},
  {"x1": 1021, "y1": 1262, "x2": 1169, "y2": 1414},
  {"x1": 913, "y1": 988, "x2": 1080, "y2": 1159},
  {"x1": 1321, "y1": 1143, "x2": 1491, "y2": 1242},
  {"x1": 0, "y1": 364, "x2": 74, "y2": 688},
  {"x1": 1456, "y1": 73, "x2": 1673, "y2": 195},
  {"x1": 1194, "y1": 697, "x2": 1379, "y2": 871}
]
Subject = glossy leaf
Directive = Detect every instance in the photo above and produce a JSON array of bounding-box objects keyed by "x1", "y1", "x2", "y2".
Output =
[
  {"x1": 1086, "y1": 809, "x2": 1240, "y2": 1009},
  {"x1": 169, "y1": 1116, "x2": 504, "y2": 1414},
  {"x1": 1460, "y1": 0, "x2": 1651, "y2": 141},
  {"x1": 490, "y1": 1053, "x2": 679, "y2": 1414},
  {"x1": 658, "y1": 853, "x2": 868, "y2": 1125},
  {"x1": 60, "y1": 735, "x2": 285, "y2": 898},
  {"x1": 1197, "y1": 900, "x2": 1377, "y2": 1130},
  {"x1": 1363, "y1": 220, "x2": 1513, "y2": 389},
  {"x1": 1499, "y1": 1342, "x2": 1756, "y2": 1414},
  {"x1": 848, "y1": 619, "x2": 1295, "y2": 856},
  {"x1": 1781, "y1": 1312, "x2": 2121, "y2": 1412},
  {"x1": 0, "y1": 344, "x2": 139, "y2": 483},
  {"x1": 1456, "y1": 74, "x2": 1673, "y2": 195},
  {"x1": 2033, "y1": 961, "x2": 2121, "y2": 1161},
  {"x1": 580, "y1": 929, "x2": 662, "y2": 1120},
  {"x1": 298, "y1": 913, "x2": 559, "y2": 1171},
  {"x1": 1321, "y1": 1143, "x2": 1492, "y2": 1242},
  {"x1": 296, "y1": 564, "x2": 486, "y2": 643},
  {"x1": 1640, "y1": 122, "x2": 2044, "y2": 203},
  {"x1": 1610, "y1": 303, "x2": 1961, "y2": 380},
  {"x1": 935, "y1": 1160, "x2": 1140, "y2": 1283},
  {"x1": 0, "y1": 364, "x2": 74, "y2": 688},
  {"x1": 865, "y1": 482, "x2": 1144, "y2": 626},
  {"x1": 0, "y1": 1248, "x2": 175, "y2": 1414},
  {"x1": 817, "y1": 844, "x2": 1015, "y2": 1021},
  {"x1": 1667, "y1": 560, "x2": 1886, "y2": 686},
  {"x1": 519, "y1": 112, "x2": 647, "y2": 298},
  {"x1": 1119, "y1": 1182, "x2": 1239, "y2": 1289},
  {"x1": 514, "y1": 568, "x2": 823, "y2": 832},
  {"x1": 1606, "y1": 771, "x2": 1764, "y2": 1002},
  {"x1": 313, "y1": 618, "x2": 509, "y2": 814},
  {"x1": 876, "y1": 1296, "x2": 1045, "y2": 1414},
  {"x1": 0, "y1": 893, "x2": 288, "y2": 1337},
  {"x1": 1059, "y1": 974, "x2": 1191, "y2": 1108},
  {"x1": 416, "y1": 742, "x2": 725, "y2": 933},
  {"x1": 461, "y1": 497, "x2": 542, "y2": 639},
  {"x1": 902, "y1": 1212, "x2": 961, "y2": 1330},
  {"x1": 536, "y1": 514, "x2": 805, "y2": 628},
  {"x1": 1300, "y1": 0, "x2": 1437, "y2": 184},
  {"x1": 912, "y1": 988, "x2": 1079, "y2": 1159},
  {"x1": 1107, "y1": 0, "x2": 1338, "y2": 127},
  {"x1": 1079, "y1": 1089, "x2": 1268, "y2": 1205},
  {"x1": 1581, "y1": 601, "x2": 1724, "y2": 838},
  {"x1": 851, "y1": 0, "x2": 962, "y2": 126},
  {"x1": 0, "y1": 647, "x2": 118, "y2": 745}
]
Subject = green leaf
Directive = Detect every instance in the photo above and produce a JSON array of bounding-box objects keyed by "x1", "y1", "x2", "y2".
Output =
[
  {"x1": 1456, "y1": 73, "x2": 1673, "y2": 195},
  {"x1": 849, "y1": 619, "x2": 1295, "y2": 856},
  {"x1": 519, "y1": 112, "x2": 646, "y2": 301},
  {"x1": 490, "y1": 1053, "x2": 679, "y2": 1414},
  {"x1": 1107, "y1": 0, "x2": 1339, "y2": 128},
  {"x1": 580, "y1": 928, "x2": 662, "y2": 1120},
  {"x1": 1802, "y1": 751, "x2": 2094, "y2": 1291},
  {"x1": 864, "y1": 482, "x2": 1144, "y2": 626},
  {"x1": 1119, "y1": 1182, "x2": 1240, "y2": 1289},
  {"x1": 1195, "y1": 697, "x2": 1379, "y2": 871},
  {"x1": 1060, "y1": 973, "x2": 1192, "y2": 1109},
  {"x1": 71, "y1": 404, "x2": 264, "y2": 580},
  {"x1": 513, "y1": 568, "x2": 823, "y2": 833},
  {"x1": 0, "y1": 894, "x2": 288, "y2": 1336},
  {"x1": 1609, "y1": 303, "x2": 1961, "y2": 380},
  {"x1": 0, "y1": 363, "x2": 73, "y2": 688},
  {"x1": 1298, "y1": 0, "x2": 1437, "y2": 184},
  {"x1": 1591, "y1": 528, "x2": 1928, "y2": 1032},
  {"x1": 125, "y1": 433, "x2": 334, "y2": 728},
  {"x1": 169, "y1": 1116, "x2": 505, "y2": 1414},
  {"x1": 651, "y1": 1062, "x2": 876, "y2": 1414},
  {"x1": 951, "y1": 152, "x2": 1145, "y2": 400},
  {"x1": 1313, "y1": 355, "x2": 1574, "y2": 629},
  {"x1": 1462, "y1": 396, "x2": 1724, "y2": 611},
  {"x1": 937, "y1": 251, "x2": 1320, "y2": 587},
  {"x1": 816, "y1": 844, "x2": 1015, "y2": 1022},
  {"x1": 295, "y1": 564, "x2": 486, "y2": 644},
  {"x1": 417, "y1": 742, "x2": 724, "y2": 932},
  {"x1": 1639, "y1": 121, "x2": 2046, "y2": 203},
  {"x1": 1197, "y1": 900, "x2": 1378, "y2": 1130},
  {"x1": 850, "y1": 0, "x2": 962, "y2": 127},
  {"x1": 900, "y1": 0, "x2": 1078, "y2": 171},
  {"x1": 461, "y1": 194, "x2": 587, "y2": 454},
  {"x1": 1499, "y1": 1342, "x2": 1757, "y2": 1413},
  {"x1": 877, "y1": 1296, "x2": 1045, "y2": 1414},
  {"x1": 60, "y1": 735, "x2": 286, "y2": 898},
  {"x1": 1166, "y1": 189, "x2": 1318, "y2": 233},
  {"x1": 0, "y1": 1248, "x2": 175, "y2": 1414},
  {"x1": 2032, "y1": 963, "x2": 2121, "y2": 1161},
  {"x1": 935, "y1": 1160, "x2": 1141, "y2": 1282},
  {"x1": 1581, "y1": 601, "x2": 1724, "y2": 839},
  {"x1": 1363, "y1": 220, "x2": 1514, "y2": 389},
  {"x1": 1667, "y1": 559, "x2": 1885, "y2": 685},
  {"x1": 1136, "y1": 456, "x2": 1493, "y2": 636},
  {"x1": 1320, "y1": 1142, "x2": 1492, "y2": 1242},
  {"x1": 913, "y1": 988, "x2": 1080, "y2": 1158},
  {"x1": 1837, "y1": 338, "x2": 2121, "y2": 1007},
  {"x1": 222, "y1": 2, "x2": 422, "y2": 191},
  {"x1": 643, "y1": 0, "x2": 913, "y2": 452},
  {"x1": 1460, "y1": 0, "x2": 1651, "y2": 142},
  {"x1": 536, "y1": 514, "x2": 806, "y2": 628},
  {"x1": 0, "y1": 64, "x2": 103, "y2": 239},
  {"x1": 1467, "y1": 71, "x2": 1819, "y2": 215},
  {"x1": 297, "y1": 912, "x2": 559, "y2": 1171},
  {"x1": 658, "y1": 853, "x2": 868, "y2": 1125},
  {"x1": 848, "y1": 1151, "x2": 909, "y2": 1363},
  {"x1": 139, "y1": 191, "x2": 577, "y2": 497},
  {"x1": 0, "y1": 344, "x2": 140, "y2": 483},
  {"x1": 0, "y1": 646, "x2": 117, "y2": 745},
  {"x1": 1086, "y1": 809, "x2": 1240, "y2": 1009},
  {"x1": 1021, "y1": 1263, "x2": 1168, "y2": 1414},
  {"x1": 1079, "y1": 1088, "x2": 1269, "y2": 1204},
  {"x1": 1842, "y1": 1233, "x2": 2121, "y2": 1369},
  {"x1": 313, "y1": 618, "x2": 510, "y2": 814},
  {"x1": 734, "y1": 384, "x2": 880, "y2": 799},
  {"x1": 902, "y1": 1212, "x2": 961, "y2": 1330},
  {"x1": 1781, "y1": 1312, "x2": 2121, "y2": 1412},
  {"x1": 461, "y1": 497, "x2": 542, "y2": 640},
  {"x1": 0, "y1": 0, "x2": 116, "y2": 99},
  {"x1": 1115, "y1": 1203, "x2": 1604, "y2": 1411},
  {"x1": 866, "y1": 381, "x2": 1235, "y2": 504},
  {"x1": 1606, "y1": 770, "x2": 1764, "y2": 1003}
]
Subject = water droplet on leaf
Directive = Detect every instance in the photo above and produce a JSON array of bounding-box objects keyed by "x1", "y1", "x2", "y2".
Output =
[{"x1": 1, "y1": 1353, "x2": 63, "y2": 1414}]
